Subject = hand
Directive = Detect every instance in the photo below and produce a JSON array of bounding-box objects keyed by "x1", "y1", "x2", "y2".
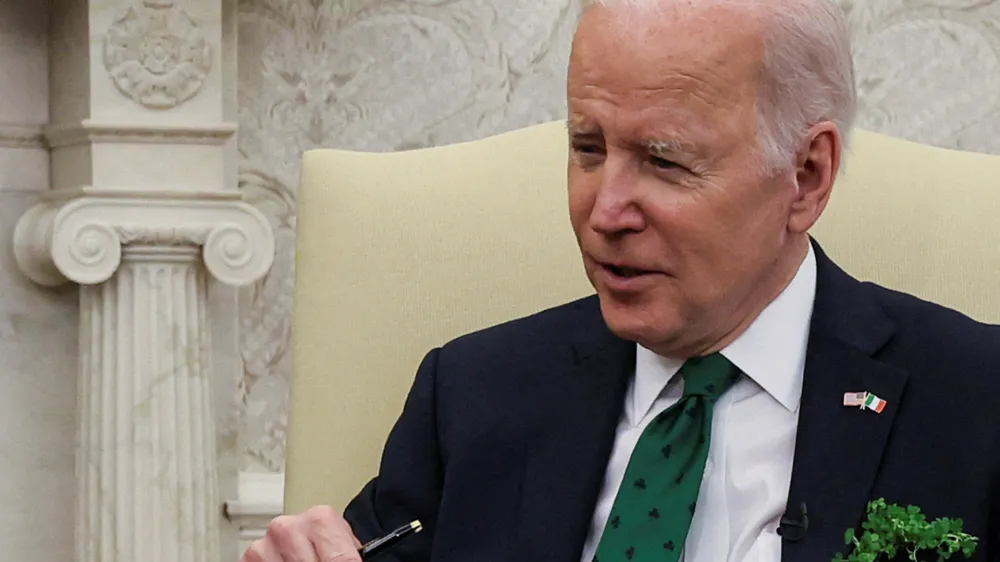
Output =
[{"x1": 242, "y1": 505, "x2": 364, "y2": 562}]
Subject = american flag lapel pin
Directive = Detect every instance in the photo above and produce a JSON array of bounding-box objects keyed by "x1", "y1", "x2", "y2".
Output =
[
  {"x1": 843, "y1": 391, "x2": 867, "y2": 408},
  {"x1": 843, "y1": 391, "x2": 887, "y2": 414}
]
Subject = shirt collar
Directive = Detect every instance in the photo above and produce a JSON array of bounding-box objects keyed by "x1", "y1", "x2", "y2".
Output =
[{"x1": 630, "y1": 244, "x2": 817, "y2": 424}]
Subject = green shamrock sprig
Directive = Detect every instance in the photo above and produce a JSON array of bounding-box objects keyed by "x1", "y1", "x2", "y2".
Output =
[{"x1": 833, "y1": 498, "x2": 979, "y2": 562}]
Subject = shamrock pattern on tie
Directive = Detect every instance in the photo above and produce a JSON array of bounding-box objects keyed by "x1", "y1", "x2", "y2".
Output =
[{"x1": 592, "y1": 353, "x2": 741, "y2": 562}]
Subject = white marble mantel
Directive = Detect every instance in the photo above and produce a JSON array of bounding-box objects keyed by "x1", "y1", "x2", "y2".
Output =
[{"x1": 2, "y1": 0, "x2": 278, "y2": 560}]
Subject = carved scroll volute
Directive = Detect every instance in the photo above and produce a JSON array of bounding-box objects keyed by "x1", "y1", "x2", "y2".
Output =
[
  {"x1": 13, "y1": 202, "x2": 75, "y2": 286},
  {"x1": 13, "y1": 195, "x2": 276, "y2": 287}
]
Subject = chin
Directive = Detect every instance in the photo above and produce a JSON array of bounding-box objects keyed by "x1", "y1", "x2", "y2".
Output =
[{"x1": 595, "y1": 290, "x2": 681, "y2": 347}]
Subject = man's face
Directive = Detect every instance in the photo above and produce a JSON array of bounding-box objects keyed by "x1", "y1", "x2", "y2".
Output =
[{"x1": 567, "y1": 5, "x2": 802, "y2": 356}]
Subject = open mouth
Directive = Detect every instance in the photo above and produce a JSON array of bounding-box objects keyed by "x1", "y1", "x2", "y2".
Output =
[{"x1": 604, "y1": 264, "x2": 654, "y2": 278}]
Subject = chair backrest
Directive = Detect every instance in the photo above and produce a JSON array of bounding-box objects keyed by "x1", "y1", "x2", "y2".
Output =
[{"x1": 285, "y1": 120, "x2": 1000, "y2": 514}]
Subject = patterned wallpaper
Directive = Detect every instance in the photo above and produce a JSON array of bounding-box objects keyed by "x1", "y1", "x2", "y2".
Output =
[{"x1": 232, "y1": 0, "x2": 1000, "y2": 474}]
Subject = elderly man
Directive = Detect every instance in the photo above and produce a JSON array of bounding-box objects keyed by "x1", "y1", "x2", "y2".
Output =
[{"x1": 244, "y1": 0, "x2": 1000, "y2": 561}]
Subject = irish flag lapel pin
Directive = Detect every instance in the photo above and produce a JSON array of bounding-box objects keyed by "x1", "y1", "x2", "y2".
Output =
[
  {"x1": 863, "y1": 392, "x2": 887, "y2": 414},
  {"x1": 843, "y1": 391, "x2": 887, "y2": 414}
]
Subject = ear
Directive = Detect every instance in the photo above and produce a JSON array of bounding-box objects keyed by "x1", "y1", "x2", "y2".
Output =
[{"x1": 788, "y1": 122, "x2": 841, "y2": 234}]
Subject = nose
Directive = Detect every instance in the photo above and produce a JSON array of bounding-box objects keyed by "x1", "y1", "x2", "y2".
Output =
[{"x1": 589, "y1": 165, "x2": 646, "y2": 236}]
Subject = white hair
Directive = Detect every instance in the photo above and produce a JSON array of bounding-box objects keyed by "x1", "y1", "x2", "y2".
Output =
[{"x1": 580, "y1": 0, "x2": 857, "y2": 175}]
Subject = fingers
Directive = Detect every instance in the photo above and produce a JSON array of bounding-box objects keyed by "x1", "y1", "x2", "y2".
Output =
[
  {"x1": 239, "y1": 506, "x2": 362, "y2": 562},
  {"x1": 304, "y1": 506, "x2": 364, "y2": 562},
  {"x1": 242, "y1": 536, "x2": 281, "y2": 562},
  {"x1": 344, "y1": 520, "x2": 363, "y2": 550},
  {"x1": 270, "y1": 514, "x2": 322, "y2": 562}
]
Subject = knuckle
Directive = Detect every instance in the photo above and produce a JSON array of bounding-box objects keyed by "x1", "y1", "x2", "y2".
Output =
[
  {"x1": 266, "y1": 515, "x2": 298, "y2": 540},
  {"x1": 241, "y1": 541, "x2": 266, "y2": 562},
  {"x1": 305, "y1": 504, "x2": 341, "y2": 524}
]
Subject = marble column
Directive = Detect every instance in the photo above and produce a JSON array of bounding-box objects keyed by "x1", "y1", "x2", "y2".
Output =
[
  {"x1": 78, "y1": 247, "x2": 216, "y2": 562},
  {"x1": 13, "y1": 1, "x2": 268, "y2": 561},
  {"x1": 15, "y1": 195, "x2": 273, "y2": 562}
]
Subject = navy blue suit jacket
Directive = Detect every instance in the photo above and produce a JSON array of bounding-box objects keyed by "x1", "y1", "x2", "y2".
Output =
[{"x1": 344, "y1": 243, "x2": 1000, "y2": 561}]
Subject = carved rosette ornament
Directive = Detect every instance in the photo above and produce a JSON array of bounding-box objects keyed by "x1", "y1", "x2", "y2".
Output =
[
  {"x1": 103, "y1": 0, "x2": 213, "y2": 109},
  {"x1": 13, "y1": 192, "x2": 274, "y2": 562}
]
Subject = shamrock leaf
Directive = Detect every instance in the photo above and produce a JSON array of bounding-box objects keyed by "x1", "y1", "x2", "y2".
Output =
[{"x1": 833, "y1": 498, "x2": 979, "y2": 561}]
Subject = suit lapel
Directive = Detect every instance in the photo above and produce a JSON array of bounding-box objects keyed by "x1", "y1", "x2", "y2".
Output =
[
  {"x1": 782, "y1": 242, "x2": 910, "y2": 562},
  {"x1": 515, "y1": 297, "x2": 634, "y2": 562},
  {"x1": 511, "y1": 244, "x2": 911, "y2": 562}
]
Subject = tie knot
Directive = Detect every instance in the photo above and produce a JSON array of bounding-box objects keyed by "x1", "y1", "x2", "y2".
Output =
[{"x1": 680, "y1": 353, "x2": 740, "y2": 399}]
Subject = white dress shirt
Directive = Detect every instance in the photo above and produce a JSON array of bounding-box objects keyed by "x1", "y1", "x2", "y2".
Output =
[{"x1": 580, "y1": 245, "x2": 817, "y2": 562}]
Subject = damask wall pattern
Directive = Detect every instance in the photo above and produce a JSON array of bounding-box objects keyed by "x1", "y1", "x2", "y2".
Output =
[
  {"x1": 234, "y1": 0, "x2": 583, "y2": 472},
  {"x1": 234, "y1": 0, "x2": 1000, "y2": 474}
]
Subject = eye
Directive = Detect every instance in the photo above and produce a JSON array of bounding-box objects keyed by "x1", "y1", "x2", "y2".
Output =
[
  {"x1": 650, "y1": 155, "x2": 681, "y2": 170},
  {"x1": 571, "y1": 141, "x2": 606, "y2": 168},
  {"x1": 572, "y1": 142, "x2": 604, "y2": 155}
]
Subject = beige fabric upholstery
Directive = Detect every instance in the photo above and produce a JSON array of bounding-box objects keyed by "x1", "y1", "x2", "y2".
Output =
[{"x1": 285, "y1": 120, "x2": 1000, "y2": 514}]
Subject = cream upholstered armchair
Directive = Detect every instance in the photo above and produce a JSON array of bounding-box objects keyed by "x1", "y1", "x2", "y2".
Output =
[{"x1": 284, "y1": 121, "x2": 1000, "y2": 514}]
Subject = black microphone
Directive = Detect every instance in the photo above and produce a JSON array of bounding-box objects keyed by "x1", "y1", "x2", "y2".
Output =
[{"x1": 777, "y1": 501, "x2": 809, "y2": 542}]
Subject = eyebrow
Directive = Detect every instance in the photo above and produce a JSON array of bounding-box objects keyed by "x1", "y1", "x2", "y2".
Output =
[
  {"x1": 566, "y1": 119, "x2": 598, "y2": 137},
  {"x1": 642, "y1": 138, "x2": 698, "y2": 156},
  {"x1": 566, "y1": 120, "x2": 702, "y2": 157}
]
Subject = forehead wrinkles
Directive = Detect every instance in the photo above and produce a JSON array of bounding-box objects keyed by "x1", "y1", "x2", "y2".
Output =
[
  {"x1": 567, "y1": 74, "x2": 753, "y2": 148},
  {"x1": 567, "y1": 98, "x2": 706, "y2": 143},
  {"x1": 569, "y1": 75, "x2": 735, "y2": 119},
  {"x1": 569, "y1": 3, "x2": 766, "y2": 109}
]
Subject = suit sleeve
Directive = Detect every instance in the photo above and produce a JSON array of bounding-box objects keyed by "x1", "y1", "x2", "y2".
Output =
[{"x1": 342, "y1": 347, "x2": 444, "y2": 561}]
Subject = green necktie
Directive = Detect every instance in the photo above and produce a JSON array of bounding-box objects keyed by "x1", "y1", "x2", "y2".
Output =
[{"x1": 592, "y1": 353, "x2": 741, "y2": 562}]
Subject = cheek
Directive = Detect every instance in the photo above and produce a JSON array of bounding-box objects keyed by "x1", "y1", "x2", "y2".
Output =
[
  {"x1": 567, "y1": 173, "x2": 597, "y2": 230},
  {"x1": 696, "y1": 191, "x2": 790, "y2": 284},
  {"x1": 726, "y1": 187, "x2": 794, "y2": 254},
  {"x1": 643, "y1": 195, "x2": 717, "y2": 251},
  {"x1": 643, "y1": 195, "x2": 749, "y2": 287}
]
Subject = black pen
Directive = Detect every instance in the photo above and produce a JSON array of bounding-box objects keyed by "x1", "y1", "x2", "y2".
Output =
[{"x1": 359, "y1": 520, "x2": 423, "y2": 560}]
